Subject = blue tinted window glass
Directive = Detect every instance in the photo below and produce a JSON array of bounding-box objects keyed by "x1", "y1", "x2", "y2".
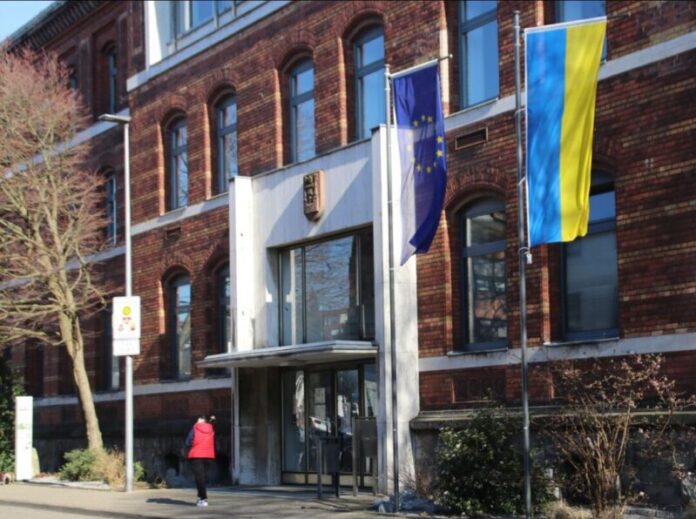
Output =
[
  {"x1": 295, "y1": 66, "x2": 313, "y2": 95},
  {"x1": 361, "y1": 70, "x2": 385, "y2": 138},
  {"x1": 359, "y1": 33, "x2": 384, "y2": 66},
  {"x1": 558, "y1": 0, "x2": 607, "y2": 58},
  {"x1": 217, "y1": 0, "x2": 233, "y2": 14},
  {"x1": 460, "y1": 1, "x2": 499, "y2": 108},
  {"x1": 296, "y1": 98, "x2": 315, "y2": 162},
  {"x1": 290, "y1": 61, "x2": 315, "y2": 162},
  {"x1": 191, "y1": 1, "x2": 214, "y2": 27},
  {"x1": 466, "y1": 21, "x2": 499, "y2": 106},
  {"x1": 355, "y1": 27, "x2": 385, "y2": 139},
  {"x1": 559, "y1": 0, "x2": 605, "y2": 21},
  {"x1": 589, "y1": 190, "x2": 615, "y2": 223},
  {"x1": 465, "y1": 0, "x2": 496, "y2": 20}
]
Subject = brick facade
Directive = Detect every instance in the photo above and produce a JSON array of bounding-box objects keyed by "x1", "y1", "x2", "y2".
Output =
[{"x1": 6, "y1": 0, "x2": 695, "y2": 486}]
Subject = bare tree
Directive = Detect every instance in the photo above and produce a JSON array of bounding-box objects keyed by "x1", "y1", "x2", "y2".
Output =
[
  {"x1": 0, "y1": 48, "x2": 110, "y2": 450},
  {"x1": 548, "y1": 355, "x2": 694, "y2": 516}
]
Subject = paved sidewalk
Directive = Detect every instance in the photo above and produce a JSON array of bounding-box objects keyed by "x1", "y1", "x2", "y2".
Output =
[{"x1": 0, "y1": 482, "x2": 388, "y2": 519}]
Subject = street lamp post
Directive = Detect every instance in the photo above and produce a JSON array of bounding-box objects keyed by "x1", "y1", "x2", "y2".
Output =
[{"x1": 98, "y1": 113, "x2": 134, "y2": 492}]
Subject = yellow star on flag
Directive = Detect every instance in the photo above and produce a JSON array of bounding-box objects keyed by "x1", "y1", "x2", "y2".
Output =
[
  {"x1": 436, "y1": 136, "x2": 444, "y2": 144},
  {"x1": 436, "y1": 149, "x2": 443, "y2": 158},
  {"x1": 413, "y1": 120, "x2": 419, "y2": 127},
  {"x1": 426, "y1": 166, "x2": 432, "y2": 173},
  {"x1": 421, "y1": 114, "x2": 426, "y2": 122}
]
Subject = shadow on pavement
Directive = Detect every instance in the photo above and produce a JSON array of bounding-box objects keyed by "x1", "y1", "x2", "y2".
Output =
[{"x1": 146, "y1": 497, "x2": 195, "y2": 506}]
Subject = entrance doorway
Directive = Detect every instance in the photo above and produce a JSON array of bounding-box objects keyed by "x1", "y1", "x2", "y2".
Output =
[{"x1": 281, "y1": 363, "x2": 377, "y2": 485}]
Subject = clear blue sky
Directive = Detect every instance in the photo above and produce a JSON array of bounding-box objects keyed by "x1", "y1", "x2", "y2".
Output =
[{"x1": 0, "y1": 1, "x2": 54, "y2": 42}]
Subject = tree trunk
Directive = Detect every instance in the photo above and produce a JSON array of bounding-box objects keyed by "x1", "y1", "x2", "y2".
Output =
[
  {"x1": 59, "y1": 311, "x2": 103, "y2": 451},
  {"x1": 71, "y1": 344, "x2": 103, "y2": 451}
]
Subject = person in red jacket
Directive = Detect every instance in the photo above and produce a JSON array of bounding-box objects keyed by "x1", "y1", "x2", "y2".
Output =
[{"x1": 185, "y1": 415, "x2": 216, "y2": 507}]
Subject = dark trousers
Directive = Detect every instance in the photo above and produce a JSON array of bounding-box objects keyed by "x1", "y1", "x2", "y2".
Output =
[{"x1": 190, "y1": 458, "x2": 212, "y2": 500}]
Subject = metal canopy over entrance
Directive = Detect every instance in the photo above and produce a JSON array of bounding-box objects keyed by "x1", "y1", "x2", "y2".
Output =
[
  {"x1": 198, "y1": 341, "x2": 379, "y2": 488},
  {"x1": 198, "y1": 341, "x2": 378, "y2": 369}
]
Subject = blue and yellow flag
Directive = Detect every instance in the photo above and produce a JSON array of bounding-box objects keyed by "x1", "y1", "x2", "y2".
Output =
[{"x1": 526, "y1": 18, "x2": 606, "y2": 247}]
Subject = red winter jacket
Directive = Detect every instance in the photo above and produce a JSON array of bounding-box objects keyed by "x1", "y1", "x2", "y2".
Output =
[{"x1": 186, "y1": 422, "x2": 215, "y2": 459}]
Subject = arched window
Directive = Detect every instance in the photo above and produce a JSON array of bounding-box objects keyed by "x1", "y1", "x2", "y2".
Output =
[
  {"x1": 289, "y1": 59, "x2": 315, "y2": 162},
  {"x1": 562, "y1": 171, "x2": 618, "y2": 339},
  {"x1": 354, "y1": 25, "x2": 385, "y2": 140},
  {"x1": 166, "y1": 117, "x2": 188, "y2": 210},
  {"x1": 166, "y1": 274, "x2": 192, "y2": 379},
  {"x1": 214, "y1": 94, "x2": 237, "y2": 194},
  {"x1": 459, "y1": 198, "x2": 507, "y2": 351}
]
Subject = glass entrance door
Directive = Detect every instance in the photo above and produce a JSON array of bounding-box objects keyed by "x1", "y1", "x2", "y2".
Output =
[
  {"x1": 307, "y1": 370, "x2": 334, "y2": 473},
  {"x1": 281, "y1": 363, "x2": 375, "y2": 485}
]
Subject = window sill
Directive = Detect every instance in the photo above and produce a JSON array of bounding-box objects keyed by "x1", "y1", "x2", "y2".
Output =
[
  {"x1": 451, "y1": 95, "x2": 499, "y2": 118},
  {"x1": 159, "y1": 377, "x2": 192, "y2": 384},
  {"x1": 448, "y1": 345, "x2": 509, "y2": 357},
  {"x1": 543, "y1": 336, "x2": 620, "y2": 348}
]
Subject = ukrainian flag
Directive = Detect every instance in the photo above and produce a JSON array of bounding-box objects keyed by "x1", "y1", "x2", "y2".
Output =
[{"x1": 526, "y1": 17, "x2": 606, "y2": 247}]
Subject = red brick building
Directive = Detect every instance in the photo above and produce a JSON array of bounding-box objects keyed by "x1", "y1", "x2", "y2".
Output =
[{"x1": 5, "y1": 0, "x2": 696, "y2": 493}]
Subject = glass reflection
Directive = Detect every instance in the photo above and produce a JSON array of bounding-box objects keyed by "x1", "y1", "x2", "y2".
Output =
[
  {"x1": 282, "y1": 370, "x2": 305, "y2": 472},
  {"x1": 280, "y1": 231, "x2": 374, "y2": 345}
]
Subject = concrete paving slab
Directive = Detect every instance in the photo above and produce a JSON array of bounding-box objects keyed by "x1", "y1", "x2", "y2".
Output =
[{"x1": 0, "y1": 482, "x2": 388, "y2": 519}]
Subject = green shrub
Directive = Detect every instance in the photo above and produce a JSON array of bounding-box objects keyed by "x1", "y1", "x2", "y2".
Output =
[
  {"x1": 0, "y1": 353, "x2": 22, "y2": 473},
  {"x1": 436, "y1": 407, "x2": 553, "y2": 516},
  {"x1": 59, "y1": 449, "x2": 99, "y2": 481},
  {"x1": 0, "y1": 450, "x2": 14, "y2": 474},
  {"x1": 58, "y1": 448, "x2": 145, "y2": 487}
]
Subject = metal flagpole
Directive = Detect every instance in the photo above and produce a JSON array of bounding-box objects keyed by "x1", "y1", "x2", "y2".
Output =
[
  {"x1": 513, "y1": 10, "x2": 532, "y2": 519},
  {"x1": 384, "y1": 64, "x2": 400, "y2": 514}
]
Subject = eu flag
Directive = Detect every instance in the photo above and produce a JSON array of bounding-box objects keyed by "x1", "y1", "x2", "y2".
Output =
[{"x1": 392, "y1": 63, "x2": 447, "y2": 265}]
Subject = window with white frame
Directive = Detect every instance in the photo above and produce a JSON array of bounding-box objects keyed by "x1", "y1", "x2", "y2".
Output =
[
  {"x1": 289, "y1": 59, "x2": 315, "y2": 162},
  {"x1": 459, "y1": 0, "x2": 499, "y2": 109}
]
